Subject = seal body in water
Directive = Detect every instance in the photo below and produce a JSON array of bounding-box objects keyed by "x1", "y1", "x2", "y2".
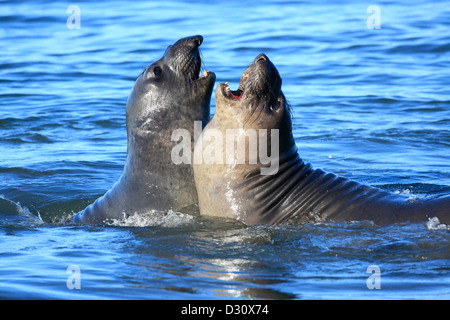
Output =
[
  {"x1": 74, "y1": 35, "x2": 215, "y2": 224},
  {"x1": 193, "y1": 53, "x2": 449, "y2": 226}
]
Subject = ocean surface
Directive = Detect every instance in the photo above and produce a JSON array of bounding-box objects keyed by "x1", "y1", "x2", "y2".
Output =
[{"x1": 1, "y1": 0, "x2": 449, "y2": 300}]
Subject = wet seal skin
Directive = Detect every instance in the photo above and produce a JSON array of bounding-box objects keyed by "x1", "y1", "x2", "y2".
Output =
[
  {"x1": 74, "y1": 35, "x2": 216, "y2": 224},
  {"x1": 193, "y1": 53, "x2": 450, "y2": 226}
]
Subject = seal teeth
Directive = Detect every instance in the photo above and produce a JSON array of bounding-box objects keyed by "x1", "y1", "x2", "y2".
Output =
[{"x1": 198, "y1": 69, "x2": 208, "y2": 79}]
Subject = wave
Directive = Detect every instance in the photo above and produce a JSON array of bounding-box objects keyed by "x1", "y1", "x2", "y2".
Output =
[
  {"x1": 0, "y1": 195, "x2": 43, "y2": 225},
  {"x1": 387, "y1": 43, "x2": 450, "y2": 54},
  {"x1": 1, "y1": 133, "x2": 54, "y2": 144}
]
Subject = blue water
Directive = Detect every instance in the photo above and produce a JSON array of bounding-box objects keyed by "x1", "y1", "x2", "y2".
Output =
[{"x1": 1, "y1": 0, "x2": 449, "y2": 299}]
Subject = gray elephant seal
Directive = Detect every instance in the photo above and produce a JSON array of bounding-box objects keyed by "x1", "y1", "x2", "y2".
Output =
[
  {"x1": 193, "y1": 53, "x2": 449, "y2": 226},
  {"x1": 74, "y1": 35, "x2": 215, "y2": 224}
]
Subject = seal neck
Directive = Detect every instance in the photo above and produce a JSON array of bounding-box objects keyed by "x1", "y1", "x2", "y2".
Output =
[{"x1": 239, "y1": 146, "x2": 315, "y2": 225}]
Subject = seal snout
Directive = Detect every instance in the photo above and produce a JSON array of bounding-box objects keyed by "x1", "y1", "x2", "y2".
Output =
[
  {"x1": 175, "y1": 35, "x2": 203, "y2": 49},
  {"x1": 255, "y1": 53, "x2": 268, "y2": 63},
  {"x1": 165, "y1": 35, "x2": 207, "y2": 81},
  {"x1": 191, "y1": 35, "x2": 203, "y2": 48}
]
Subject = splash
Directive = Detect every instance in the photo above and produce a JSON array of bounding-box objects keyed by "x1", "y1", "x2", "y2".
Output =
[
  {"x1": 107, "y1": 209, "x2": 195, "y2": 227},
  {"x1": 426, "y1": 217, "x2": 449, "y2": 231},
  {"x1": 393, "y1": 189, "x2": 420, "y2": 203}
]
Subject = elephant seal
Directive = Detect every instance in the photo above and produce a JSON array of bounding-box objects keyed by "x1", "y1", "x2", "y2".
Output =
[
  {"x1": 74, "y1": 35, "x2": 216, "y2": 224},
  {"x1": 193, "y1": 53, "x2": 450, "y2": 226}
]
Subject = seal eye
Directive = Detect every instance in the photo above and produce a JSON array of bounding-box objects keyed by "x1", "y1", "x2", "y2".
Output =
[
  {"x1": 153, "y1": 66, "x2": 163, "y2": 77},
  {"x1": 270, "y1": 101, "x2": 281, "y2": 112}
]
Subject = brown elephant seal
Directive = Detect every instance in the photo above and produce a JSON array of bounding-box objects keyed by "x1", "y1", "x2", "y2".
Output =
[
  {"x1": 193, "y1": 53, "x2": 449, "y2": 226},
  {"x1": 73, "y1": 35, "x2": 216, "y2": 224}
]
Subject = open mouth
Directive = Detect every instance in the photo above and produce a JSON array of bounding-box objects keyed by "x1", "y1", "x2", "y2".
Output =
[
  {"x1": 222, "y1": 70, "x2": 251, "y2": 100},
  {"x1": 223, "y1": 82, "x2": 244, "y2": 100}
]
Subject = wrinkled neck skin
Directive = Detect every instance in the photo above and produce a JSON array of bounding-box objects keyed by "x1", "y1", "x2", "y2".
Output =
[{"x1": 244, "y1": 153, "x2": 450, "y2": 226}]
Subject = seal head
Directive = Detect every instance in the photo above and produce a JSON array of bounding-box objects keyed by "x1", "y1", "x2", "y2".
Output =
[{"x1": 217, "y1": 54, "x2": 285, "y2": 126}]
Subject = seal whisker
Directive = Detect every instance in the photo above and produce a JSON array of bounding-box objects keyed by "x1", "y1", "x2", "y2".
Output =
[{"x1": 136, "y1": 67, "x2": 146, "y2": 81}]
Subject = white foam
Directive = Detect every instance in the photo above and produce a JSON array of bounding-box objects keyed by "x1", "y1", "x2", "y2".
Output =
[
  {"x1": 426, "y1": 217, "x2": 449, "y2": 231},
  {"x1": 107, "y1": 209, "x2": 195, "y2": 227},
  {"x1": 393, "y1": 189, "x2": 420, "y2": 202},
  {"x1": 394, "y1": 189, "x2": 411, "y2": 195}
]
